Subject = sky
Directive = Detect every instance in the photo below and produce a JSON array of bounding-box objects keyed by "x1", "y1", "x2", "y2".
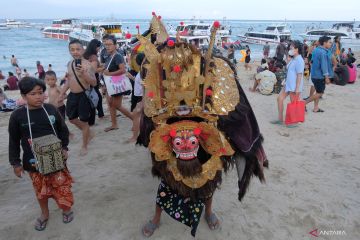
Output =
[{"x1": 1, "y1": 0, "x2": 359, "y2": 21}]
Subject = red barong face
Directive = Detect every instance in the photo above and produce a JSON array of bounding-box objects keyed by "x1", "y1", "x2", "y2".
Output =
[{"x1": 172, "y1": 130, "x2": 199, "y2": 161}]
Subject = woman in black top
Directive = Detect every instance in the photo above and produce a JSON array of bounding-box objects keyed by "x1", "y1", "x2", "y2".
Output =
[
  {"x1": 102, "y1": 36, "x2": 133, "y2": 132},
  {"x1": 245, "y1": 45, "x2": 252, "y2": 71}
]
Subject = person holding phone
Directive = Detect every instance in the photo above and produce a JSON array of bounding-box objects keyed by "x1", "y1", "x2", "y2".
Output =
[{"x1": 59, "y1": 39, "x2": 97, "y2": 156}]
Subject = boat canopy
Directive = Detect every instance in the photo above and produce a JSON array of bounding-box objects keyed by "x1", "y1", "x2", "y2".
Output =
[
  {"x1": 332, "y1": 23, "x2": 354, "y2": 29},
  {"x1": 307, "y1": 30, "x2": 348, "y2": 37}
]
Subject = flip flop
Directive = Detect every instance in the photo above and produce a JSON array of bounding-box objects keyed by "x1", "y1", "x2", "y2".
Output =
[
  {"x1": 63, "y1": 211, "x2": 74, "y2": 224},
  {"x1": 205, "y1": 213, "x2": 220, "y2": 230},
  {"x1": 313, "y1": 109, "x2": 325, "y2": 113},
  {"x1": 142, "y1": 221, "x2": 159, "y2": 238},
  {"x1": 104, "y1": 127, "x2": 119, "y2": 132},
  {"x1": 270, "y1": 120, "x2": 283, "y2": 125},
  {"x1": 34, "y1": 217, "x2": 48, "y2": 231},
  {"x1": 286, "y1": 124, "x2": 298, "y2": 128}
]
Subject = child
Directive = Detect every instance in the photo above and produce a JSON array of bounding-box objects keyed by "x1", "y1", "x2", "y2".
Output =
[
  {"x1": 45, "y1": 71, "x2": 66, "y2": 119},
  {"x1": 340, "y1": 48, "x2": 347, "y2": 61},
  {"x1": 45, "y1": 71, "x2": 74, "y2": 139},
  {"x1": 304, "y1": 57, "x2": 310, "y2": 80},
  {"x1": 23, "y1": 68, "x2": 30, "y2": 77},
  {"x1": 8, "y1": 77, "x2": 74, "y2": 231},
  {"x1": 126, "y1": 53, "x2": 144, "y2": 143},
  {"x1": 0, "y1": 87, "x2": 7, "y2": 109},
  {"x1": 15, "y1": 65, "x2": 22, "y2": 79}
]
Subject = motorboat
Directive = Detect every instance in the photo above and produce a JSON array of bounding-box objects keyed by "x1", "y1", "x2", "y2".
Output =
[
  {"x1": 5, "y1": 19, "x2": 30, "y2": 28},
  {"x1": 69, "y1": 21, "x2": 127, "y2": 46},
  {"x1": 42, "y1": 19, "x2": 79, "y2": 40},
  {"x1": 238, "y1": 24, "x2": 291, "y2": 45},
  {"x1": 301, "y1": 22, "x2": 360, "y2": 44}
]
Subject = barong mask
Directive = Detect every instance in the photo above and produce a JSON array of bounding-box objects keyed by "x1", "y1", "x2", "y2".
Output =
[
  {"x1": 149, "y1": 120, "x2": 234, "y2": 188},
  {"x1": 171, "y1": 128, "x2": 199, "y2": 161}
]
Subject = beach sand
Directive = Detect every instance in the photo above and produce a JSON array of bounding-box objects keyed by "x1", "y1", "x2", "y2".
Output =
[{"x1": 0, "y1": 55, "x2": 359, "y2": 240}]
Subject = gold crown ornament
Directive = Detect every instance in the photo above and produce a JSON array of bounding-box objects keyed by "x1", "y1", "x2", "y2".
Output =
[{"x1": 137, "y1": 15, "x2": 240, "y2": 125}]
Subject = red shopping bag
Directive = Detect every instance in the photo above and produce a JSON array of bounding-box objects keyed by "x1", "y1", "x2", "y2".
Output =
[{"x1": 285, "y1": 100, "x2": 305, "y2": 125}]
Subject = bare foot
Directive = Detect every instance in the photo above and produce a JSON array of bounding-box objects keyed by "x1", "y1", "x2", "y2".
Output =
[
  {"x1": 69, "y1": 132, "x2": 75, "y2": 141},
  {"x1": 87, "y1": 130, "x2": 95, "y2": 144},
  {"x1": 248, "y1": 87, "x2": 255, "y2": 92},
  {"x1": 142, "y1": 219, "x2": 160, "y2": 238},
  {"x1": 205, "y1": 213, "x2": 220, "y2": 230},
  {"x1": 125, "y1": 136, "x2": 137, "y2": 143},
  {"x1": 79, "y1": 147, "x2": 88, "y2": 156}
]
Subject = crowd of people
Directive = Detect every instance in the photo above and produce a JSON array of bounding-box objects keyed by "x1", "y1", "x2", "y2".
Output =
[
  {"x1": 6, "y1": 34, "x2": 145, "y2": 231},
  {"x1": 4, "y1": 22, "x2": 358, "y2": 235},
  {"x1": 243, "y1": 36, "x2": 357, "y2": 126},
  {"x1": 0, "y1": 56, "x2": 51, "y2": 91}
]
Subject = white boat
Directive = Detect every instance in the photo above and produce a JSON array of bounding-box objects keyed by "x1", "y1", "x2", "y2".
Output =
[
  {"x1": 170, "y1": 35, "x2": 241, "y2": 56},
  {"x1": 170, "y1": 21, "x2": 231, "y2": 37},
  {"x1": 177, "y1": 35, "x2": 210, "y2": 48},
  {"x1": 42, "y1": 19, "x2": 79, "y2": 41},
  {"x1": 238, "y1": 24, "x2": 291, "y2": 45},
  {"x1": 217, "y1": 25, "x2": 231, "y2": 36},
  {"x1": 301, "y1": 22, "x2": 360, "y2": 45},
  {"x1": 6, "y1": 19, "x2": 30, "y2": 28},
  {"x1": 0, "y1": 23, "x2": 10, "y2": 30},
  {"x1": 173, "y1": 22, "x2": 211, "y2": 36},
  {"x1": 69, "y1": 21, "x2": 127, "y2": 47}
]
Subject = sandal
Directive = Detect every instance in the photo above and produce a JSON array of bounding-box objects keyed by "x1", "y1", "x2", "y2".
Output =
[
  {"x1": 104, "y1": 126, "x2": 119, "y2": 132},
  {"x1": 63, "y1": 211, "x2": 74, "y2": 224},
  {"x1": 205, "y1": 213, "x2": 220, "y2": 230},
  {"x1": 34, "y1": 217, "x2": 48, "y2": 231},
  {"x1": 142, "y1": 221, "x2": 159, "y2": 238},
  {"x1": 270, "y1": 120, "x2": 283, "y2": 125},
  {"x1": 313, "y1": 109, "x2": 324, "y2": 113}
]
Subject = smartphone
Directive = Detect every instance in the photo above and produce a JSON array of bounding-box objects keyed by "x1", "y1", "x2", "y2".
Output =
[{"x1": 75, "y1": 59, "x2": 81, "y2": 67}]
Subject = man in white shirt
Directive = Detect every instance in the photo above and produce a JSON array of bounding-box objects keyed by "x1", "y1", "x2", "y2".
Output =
[{"x1": 249, "y1": 63, "x2": 277, "y2": 95}]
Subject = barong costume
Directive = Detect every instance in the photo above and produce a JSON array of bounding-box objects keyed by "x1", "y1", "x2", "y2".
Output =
[{"x1": 136, "y1": 14, "x2": 268, "y2": 236}]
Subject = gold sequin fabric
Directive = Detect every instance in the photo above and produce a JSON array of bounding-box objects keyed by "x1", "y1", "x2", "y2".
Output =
[{"x1": 209, "y1": 58, "x2": 240, "y2": 115}]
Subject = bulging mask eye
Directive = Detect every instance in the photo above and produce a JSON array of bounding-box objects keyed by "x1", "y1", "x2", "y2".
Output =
[
  {"x1": 173, "y1": 137, "x2": 182, "y2": 146},
  {"x1": 189, "y1": 136, "x2": 198, "y2": 145}
]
